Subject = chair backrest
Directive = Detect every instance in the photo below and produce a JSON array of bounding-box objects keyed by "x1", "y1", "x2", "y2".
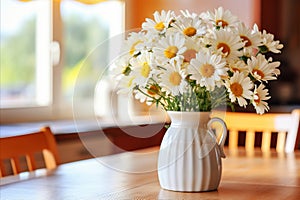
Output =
[
  {"x1": 212, "y1": 109, "x2": 300, "y2": 154},
  {"x1": 0, "y1": 126, "x2": 60, "y2": 177}
]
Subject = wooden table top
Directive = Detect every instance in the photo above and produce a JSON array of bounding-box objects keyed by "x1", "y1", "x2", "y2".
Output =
[{"x1": 1, "y1": 147, "x2": 300, "y2": 200}]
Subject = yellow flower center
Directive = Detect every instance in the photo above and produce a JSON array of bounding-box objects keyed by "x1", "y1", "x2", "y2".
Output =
[
  {"x1": 216, "y1": 19, "x2": 229, "y2": 27},
  {"x1": 155, "y1": 22, "x2": 165, "y2": 31},
  {"x1": 217, "y1": 42, "x2": 231, "y2": 56},
  {"x1": 183, "y1": 27, "x2": 197, "y2": 37},
  {"x1": 183, "y1": 49, "x2": 197, "y2": 62},
  {"x1": 252, "y1": 69, "x2": 265, "y2": 79},
  {"x1": 240, "y1": 35, "x2": 252, "y2": 47},
  {"x1": 230, "y1": 82, "x2": 243, "y2": 97},
  {"x1": 147, "y1": 85, "x2": 159, "y2": 96},
  {"x1": 169, "y1": 72, "x2": 182, "y2": 86},
  {"x1": 130, "y1": 40, "x2": 142, "y2": 55},
  {"x1": 200, "y1": 64, "x2": 215, "y2": 78},
  {"x1": 164, "y1": 46, "x2": 178, "y2": 59},
  {"x1": 140, "y1": 62, "x2": 151, "y2": 78}
]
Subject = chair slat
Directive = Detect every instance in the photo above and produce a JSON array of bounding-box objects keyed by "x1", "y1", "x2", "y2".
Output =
[
  {"x1": 229, "y1": 129, "x2": 238, "y2": 150},
  {"x1": 245, "y1": 130, "x2": 255, "y2": 152},
  {"x1": 10, "y1": 157, "x2": 21, "y2": 175},
  {"x1": 0, "y1": 161, "x2": 6, "y2": 177},
  {"x1": 261, "y1": 131, "x2": 271, "y2": 152},
  {"x1": 276, "y1": 131, "x2": 286, "y2": 153},
  {"x1": 43, "y1": 149, "x2": 57, "y2": 170},
  {"x1": 26, "y1": 154, "x2": 36, "y2": 171}
]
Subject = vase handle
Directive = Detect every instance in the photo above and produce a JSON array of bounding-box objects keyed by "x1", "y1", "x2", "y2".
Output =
[{"x1": 208, "y1": 117, "x2": 227, "y2": 158}]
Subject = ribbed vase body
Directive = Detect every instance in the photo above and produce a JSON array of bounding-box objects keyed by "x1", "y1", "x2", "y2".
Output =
[{"x1": 158, "y1": 111, "x2": 225, "y2": 192}]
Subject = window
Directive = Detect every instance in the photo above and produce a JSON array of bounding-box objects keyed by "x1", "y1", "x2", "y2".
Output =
[
  {"x1": 0, "y1": 0, "x2": 51, "y2": 108},
  {"x1": 61, "y1": 0, "x2": 123, "y2": 102},
  {"x1": 0, "y1": 0, "x2": 124, "y2": 123}
]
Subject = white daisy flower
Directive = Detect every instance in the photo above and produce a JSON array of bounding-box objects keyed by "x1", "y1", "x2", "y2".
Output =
[
  {"x1": 134, "y1": 87, "x2": 150, "y2": 104},
  {"x1": 267, "y1": 57, "x2": 281, "y2": 77},
  {"x1": 225, "y1": 72, "x2": 253, "y2": 107},
  {"x1": 153, "y1": 33, "x2": 187, "y2": 65},
  {"x1": 252, "y1": 83, "x2": 270, "y2": 114},
  {"x1": 188, "y1": 51, "x2": 227, "y2": 91},
  {"x1": 111, "y1": 54, "x2": 131, "y2": 77},
  {"x1": 124, "y1": 32, "x2": 145, "y2": 56},
  {"x1": 172, "y1": 15, "x2": 206, "y2": 37},
  {"x1": 228, "y1": 59, "x2": 249, "y2": 75},
  {"x1": 206, "y1": 7, "x2": 240, "y2": 28},
  {"x1": 142, "y1": 10, "x2": 175, "y2": 34},
  {"x1": 117, "y1": 74, "x2": 136, "y2": 95},
  {"x1": 236, "y1": 22, "x2": 261, "y2": 51},
  {"x1": 159, "y1": 61, "x2": 187, "y2": 96},
  {"x1": 135, "y1": 32, "x2": 160, "y2": 52},
  {"x1": 260, "y1": 30, "x2": 283, "y2": 53},
  {"x1": 134, "y1": 84, "x2": 161, "y2": 105},
  {"x1": 210, "y1": 29, "x2": 244, "y2": 60},
  {"x1": 130, "y1": 52, "x2": 156, "y2": 86},
  {"x1": 247, "y1": 54, "x2": 279, "y2": 81}
]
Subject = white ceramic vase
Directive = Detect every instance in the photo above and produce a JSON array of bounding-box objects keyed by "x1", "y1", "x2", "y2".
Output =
[{"x1": 158, "y1": 111, "x2": 227, "y2": 192}]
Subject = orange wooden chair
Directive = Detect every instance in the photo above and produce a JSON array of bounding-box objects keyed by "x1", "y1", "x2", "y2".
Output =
[
  {"x1": 212, "y1": 109, "x2": 300, "y2": 154},
  {"x1": 0, "y1": 126, "x2": 60, "y2": 177}
]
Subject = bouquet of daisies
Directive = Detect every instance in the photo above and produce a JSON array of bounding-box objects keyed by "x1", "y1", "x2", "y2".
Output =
[{"x1": 112, "y1": 7, "x2": 283, "y2": 114}]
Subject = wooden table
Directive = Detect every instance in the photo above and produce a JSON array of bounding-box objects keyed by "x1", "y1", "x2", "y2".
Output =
[{"x1": 1, "y1": 147, "x2": 300, "y2": 200}]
